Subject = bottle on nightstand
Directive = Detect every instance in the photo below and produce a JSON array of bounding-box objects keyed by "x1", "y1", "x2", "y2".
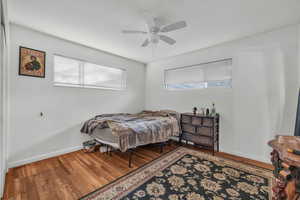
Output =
[{"x1": 211, "y1": 103, "x2": 216, "y2": 116}]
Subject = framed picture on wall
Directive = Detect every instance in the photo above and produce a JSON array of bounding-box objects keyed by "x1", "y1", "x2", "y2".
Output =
[{"x1": 19, "y1": 46, "x2": 46, "y2": 78}]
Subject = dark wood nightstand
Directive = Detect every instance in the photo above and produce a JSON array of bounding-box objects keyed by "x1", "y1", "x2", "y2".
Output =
[{"x1": 180, "y1": 113, "x2": 220, "y2": 155}]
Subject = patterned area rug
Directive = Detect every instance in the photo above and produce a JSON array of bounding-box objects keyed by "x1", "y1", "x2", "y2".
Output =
[{"x1": 80, "y1": 147, "x2": 273, "y2": 200}]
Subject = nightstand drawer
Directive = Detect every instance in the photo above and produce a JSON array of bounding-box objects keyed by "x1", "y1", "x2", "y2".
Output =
[
  {"x1": 197, "y1": 127, "x2": 213, "y2": 136},
  {"x1": 182, "y1": 124, "x2": 196, "y2": 133}
]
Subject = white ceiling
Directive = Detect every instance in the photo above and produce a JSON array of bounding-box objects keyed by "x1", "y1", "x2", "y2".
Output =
[{"x1": 8, "y1": 0, "x2": 300, "y2": 63}]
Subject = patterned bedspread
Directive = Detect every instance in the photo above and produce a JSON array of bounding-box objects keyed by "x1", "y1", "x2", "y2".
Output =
[{"x1": 80, "y1": 111, "x2": 180, "y2": 152}]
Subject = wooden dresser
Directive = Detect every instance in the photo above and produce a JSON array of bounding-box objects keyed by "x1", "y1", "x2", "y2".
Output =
[{"x1": 180, "y1": 113, "x2": 219, "y2": 155}]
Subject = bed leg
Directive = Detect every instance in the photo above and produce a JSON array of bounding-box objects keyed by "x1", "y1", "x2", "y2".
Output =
[
  {"x1": 160, "y1": 142, "x2": 164, "y2": 154},
  {"x1": 109, "y1": 146, "x2": 112, "y2": 156},
  {"x1": 128, "y1": 150, "x2": 133, "y2": 168}
]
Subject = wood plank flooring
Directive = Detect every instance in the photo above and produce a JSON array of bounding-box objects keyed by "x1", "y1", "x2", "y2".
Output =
[{"x1": 3, "y1": 142, "x2": 273, "y2": 200}]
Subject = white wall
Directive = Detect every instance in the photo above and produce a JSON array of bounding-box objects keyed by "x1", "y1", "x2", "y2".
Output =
[
  {"x1": 0, "y1": 23, "x2": 4, "y2": 199},
  {"x1": 299, "y1": 24, "x2": 300, "y2": 86},
  {"x1": 8, "y1": 24, "x2": 146, "y2": 167},
  {"x1": 0, "y1": 16, "x2": 4, "y2": 199},
  {"x1": 146, "y1": 24, "x2": 299, "y2": 163},
  {"x1": 0, "y1": 0, "x2": 9, "y2": 197}
]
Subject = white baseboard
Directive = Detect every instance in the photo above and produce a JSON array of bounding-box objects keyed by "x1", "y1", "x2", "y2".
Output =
[
  {"x1": 224, "y1": 149, "x2": 270, "y2": 164},
  {"x1": 172, "y1": 137, "x2": 270, "y2": 164},
  {"x1": 7, "y1": 142, "x2": 270, "y2": 169},
  {"x1": 8, "y1": 146, "x2": 82, "y2": 168}
]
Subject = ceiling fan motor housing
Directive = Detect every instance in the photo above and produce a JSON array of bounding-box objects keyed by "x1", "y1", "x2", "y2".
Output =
[
  {"x1": 150, "y1": 26, "x2": 160, "y2": 34},
  {"x1": 151, "y1": 34, "x2": 159, "y2": 43}
]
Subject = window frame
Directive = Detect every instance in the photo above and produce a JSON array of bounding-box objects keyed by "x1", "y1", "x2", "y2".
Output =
[
  {"x1": 53, "y1": 54, "x2": 127, "y2": 90},
  {"x1": 164, "y1": 58, "x2": 232, "y2": 91}
]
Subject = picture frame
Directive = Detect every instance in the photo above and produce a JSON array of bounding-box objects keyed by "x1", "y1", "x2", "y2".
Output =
[{"x1": 19, "y1": 46, "x2": 46, "y2": 78}]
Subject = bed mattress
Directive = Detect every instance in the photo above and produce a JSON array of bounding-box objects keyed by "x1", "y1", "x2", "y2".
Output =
[{"x1": 91, "y1": 128, "x2": 119, "y2": 148}]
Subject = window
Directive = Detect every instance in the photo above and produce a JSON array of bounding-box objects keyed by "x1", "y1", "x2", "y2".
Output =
[
  {"x1": 164, "y1": 59, "x2": 232, "y2": 90},
  {"x1": 54, "y1": 55, "x2": 126, "y2": 90}
]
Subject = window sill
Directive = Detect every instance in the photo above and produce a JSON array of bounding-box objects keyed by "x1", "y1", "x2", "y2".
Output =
[
  {"x1": 164, "y1": 87, "x2": 232, "y2": 91},
  {"x1": 53, "y1": 83, "x2": 126, "y2": 91}
]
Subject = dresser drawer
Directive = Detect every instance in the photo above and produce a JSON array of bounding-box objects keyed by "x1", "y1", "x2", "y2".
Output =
[
  {"x1": 182, "y1": 124, "x2": 196, "y2": 133},
  {"x1": 195, "y1": 136, "x2": 214, "y2": 146},
  {"x1": 197, "y1": 127, "x2": 213, "y2": 136},
  {"x1": 182, "y1": 133, "x2": 213, "y2": 146},
  {"x1": 191, "y1": 117, "x2": 201, "y2": 125},
  {"x1": 195, "y1": 136, "x2": 213, "y2": 146},
  {"x1": 202, "y1": 118, "x2": 214, "y2": 126},
  {"x1": 181, "y1": 115, "x2": 192, "y2": 123}
]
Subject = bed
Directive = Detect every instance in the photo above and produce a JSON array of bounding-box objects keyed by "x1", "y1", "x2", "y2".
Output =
[{"x1": 81, "y1": 110, "x2": 180, "y2": 167}]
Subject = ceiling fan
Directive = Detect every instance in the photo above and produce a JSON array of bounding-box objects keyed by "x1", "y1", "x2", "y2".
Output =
[{"x1": 122, "y1": 17, "x2": 187, "y2": 47}]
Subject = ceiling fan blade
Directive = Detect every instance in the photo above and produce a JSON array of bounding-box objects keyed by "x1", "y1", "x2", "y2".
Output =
[
  {"x1": 160, "y1": 21, "x2": 187, "y2": 32},
  {"x1": 122, "y1": 30, "x2": 148, "y2": 34},
  {"x1": 159, "y1": 35, "x2": 176, "y2": 45},
  {"x1": 141, "y1": 39, "x2": 149, "y2": 47}
]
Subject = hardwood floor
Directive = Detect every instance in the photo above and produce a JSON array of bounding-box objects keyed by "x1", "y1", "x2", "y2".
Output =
[{"x1": 3, "y1": 142, "x2": 273, "y2": 200}]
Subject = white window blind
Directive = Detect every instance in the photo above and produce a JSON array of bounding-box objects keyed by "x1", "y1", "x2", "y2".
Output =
[
  {"x1": 54, "y1": 55, "x2": 126, "y2": 90},
  {"x1": 165, "y1": 59, "x2": 232, "y2": 90},
  {"x1": 83, "y1": 63, "x2": 125, "y2": 89},
  {"x1": 54, "y1": 56, "x2": 80, "y2": 85}
]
